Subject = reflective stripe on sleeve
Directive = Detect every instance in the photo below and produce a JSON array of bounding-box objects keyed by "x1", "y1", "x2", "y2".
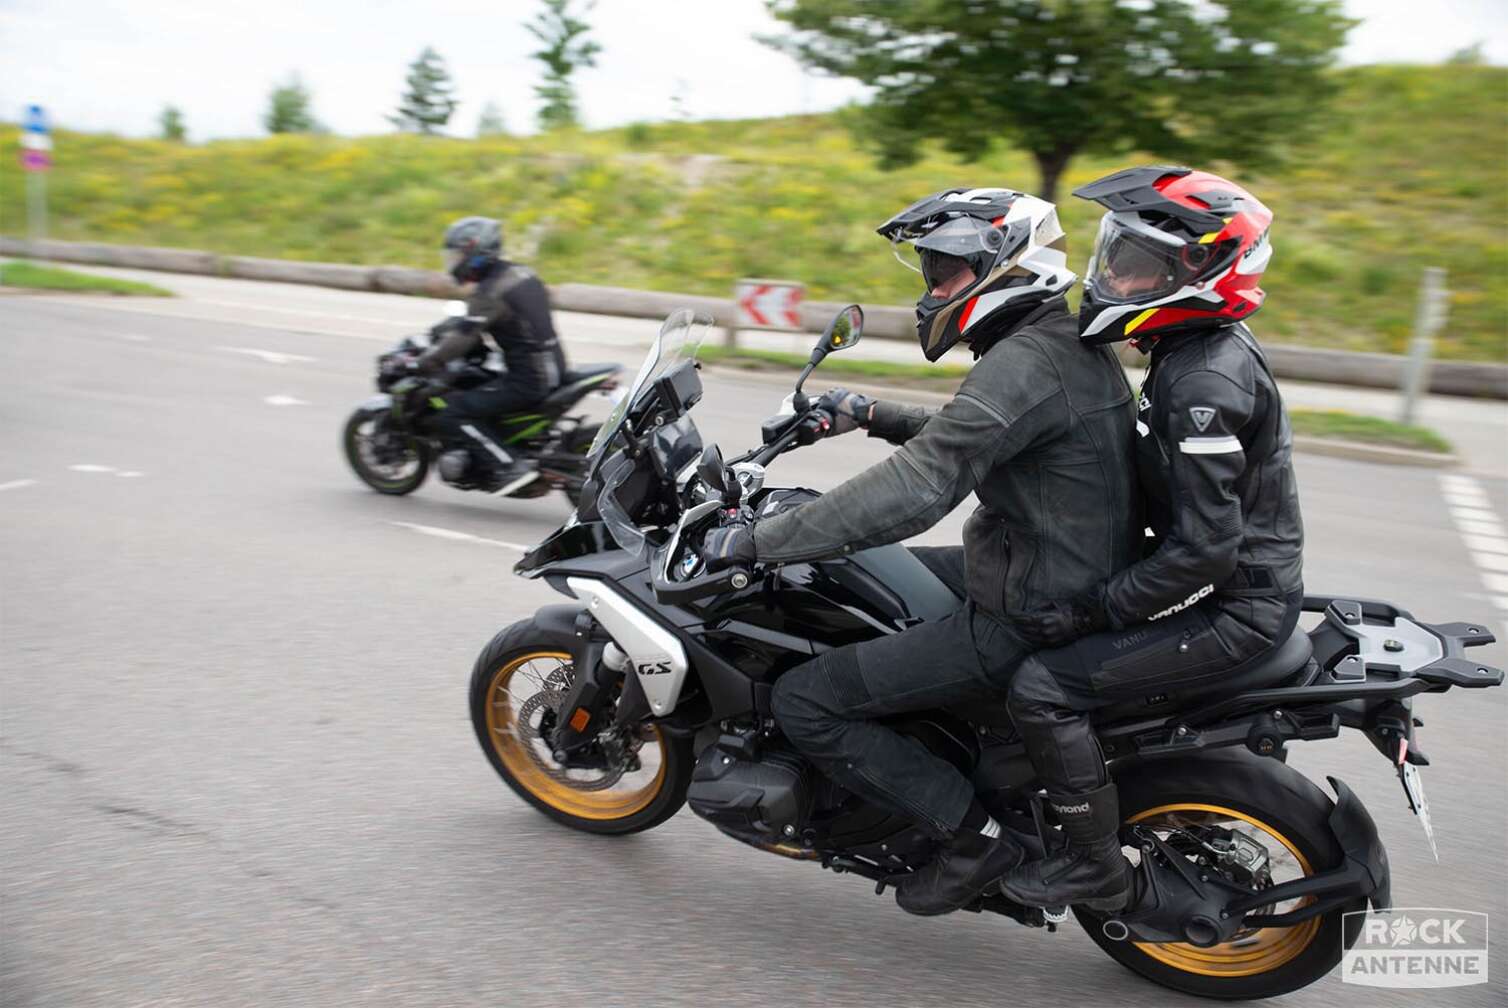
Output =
[{"x1": 1179, "y1": 436, "x2": 1243, "y2": 455}]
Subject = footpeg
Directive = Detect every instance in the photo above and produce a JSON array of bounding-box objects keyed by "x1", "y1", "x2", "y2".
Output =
[{"x1": 1043, "y1": 905, "x2": 1069, "y2": 925}]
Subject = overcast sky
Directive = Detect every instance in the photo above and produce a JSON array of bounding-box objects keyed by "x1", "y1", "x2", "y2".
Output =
[{"x1": 1, "y1": 0, "x2": 1503, "y2": 139}]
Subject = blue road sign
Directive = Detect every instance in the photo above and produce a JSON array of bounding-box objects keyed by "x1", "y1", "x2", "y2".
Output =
[{"x1": 24, "y1": 104, "x2": 48, "y2": 134}]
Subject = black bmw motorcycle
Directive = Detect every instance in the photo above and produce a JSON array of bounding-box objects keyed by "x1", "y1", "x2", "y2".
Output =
[
  {"x1": 342, "y1": 306, "x2": 622, "y2": 504},
  {"x1": 468, "y1": 307, "x2": 1503, "y2": 999}
]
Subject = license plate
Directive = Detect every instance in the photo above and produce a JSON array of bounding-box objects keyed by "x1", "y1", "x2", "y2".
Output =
[{"x1": 1399, "y1": 762, "x2": 1438, "y2": 862}]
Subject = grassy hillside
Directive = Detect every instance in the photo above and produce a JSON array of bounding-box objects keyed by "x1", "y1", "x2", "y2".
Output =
[{"x1": 2, "y1": 65, "x2": 1504, "y2": 361}]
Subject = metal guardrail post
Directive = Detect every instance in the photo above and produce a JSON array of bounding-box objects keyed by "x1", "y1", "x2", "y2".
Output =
[{"x1": 1399, "y1": 267, "x2": 1448, "y2": 425}]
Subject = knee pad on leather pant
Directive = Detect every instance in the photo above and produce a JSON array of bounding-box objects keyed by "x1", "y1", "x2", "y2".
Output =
[{"x1": 1007, "y1": 656, "x2": 1107, "y2": 794}]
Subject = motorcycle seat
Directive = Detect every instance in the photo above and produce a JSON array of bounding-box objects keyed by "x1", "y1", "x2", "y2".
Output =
[
  {"x1": 1092, "y1": 626, "x2": 1317, "y2": 725},
  {"x1": 540, "y1": 365, "x2": 621, "y2": 411},
  {"x1": 561, "y1": 363, "x2": 619, "y2": 384}
]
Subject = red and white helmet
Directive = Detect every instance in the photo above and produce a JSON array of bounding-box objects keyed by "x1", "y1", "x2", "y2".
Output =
[{"x1": 1074, "y1": 166, "x2": 1272, "y2": 347}]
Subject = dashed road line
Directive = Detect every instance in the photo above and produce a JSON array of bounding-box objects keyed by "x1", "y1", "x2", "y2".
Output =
[
  {"x1": 387, "y1": 521, "x2": 530, "y2": 553},
  {"x1": 67, "y1": 465, "x2": 145, "y2": 477},
  {"x1": 0, "y1": 479, "x2": 38, "y2": 492},
  {"x1": 219, "y1": 346, "x2": 317, "y2": 365},
  {"x1": 1440, "y1": 473, "x2": 1508, "y2": 616},
  {"x1": 264, "y1": 394, "x2": 309, "y2": 407}
]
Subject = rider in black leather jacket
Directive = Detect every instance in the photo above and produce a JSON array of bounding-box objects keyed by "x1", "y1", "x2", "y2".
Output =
[
  {"x1": 417, "y1": 217, "x2": 568, "y2": 493},
  {"x1": 998, "y1": 166, "x2": 1304, "y2": 913},
  {"x1": 703, "y1": 188, "x2": 1137, "y2": 916}
]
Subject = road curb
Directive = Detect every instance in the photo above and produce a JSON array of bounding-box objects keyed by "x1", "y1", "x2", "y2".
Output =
[
  {"x1": 1289, "y1": 435, "x2": 1457, "y2": 468},
  {"x1": 3, "y1": 236, "x2": 1504, "y2": 399}
]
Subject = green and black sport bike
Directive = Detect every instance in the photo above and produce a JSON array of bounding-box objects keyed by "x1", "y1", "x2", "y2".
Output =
[{"x1": 343, "y1": 308, "x2": 622, "y2": 505}]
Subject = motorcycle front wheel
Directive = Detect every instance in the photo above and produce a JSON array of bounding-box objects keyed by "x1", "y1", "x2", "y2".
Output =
[
  {"x1": 469, "y1": 616, "x2": 693, "y2": 835},
  {"x1": 343, "y1": 407, "x2": 430, "y2": 495}
]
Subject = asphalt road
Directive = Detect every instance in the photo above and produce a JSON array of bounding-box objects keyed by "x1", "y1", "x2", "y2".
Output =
[{"x1": 3, "y1": 281, "x2": 1506, "y2": 1008}]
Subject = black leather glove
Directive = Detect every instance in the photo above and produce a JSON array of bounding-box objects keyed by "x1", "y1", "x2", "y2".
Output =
[
  {"x1": 1009, "y1": 586, "x2": 1111, "y2": 649},
  {"x1": 701, "y1": 521, "x2": 756, "y2": 573},
  {"x1": 815, "y1": 388, "x2": 873, "y2": 436}
]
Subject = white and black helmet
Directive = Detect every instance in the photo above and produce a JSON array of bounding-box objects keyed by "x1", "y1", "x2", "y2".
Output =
[{"x1": 878, "y1": 188, "x2": 1076, "y2": 361}]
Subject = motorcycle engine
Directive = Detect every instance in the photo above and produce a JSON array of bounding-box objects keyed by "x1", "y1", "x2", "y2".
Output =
[{"x1": 686, "y1": 741, "x2": 814, "y2": 854}]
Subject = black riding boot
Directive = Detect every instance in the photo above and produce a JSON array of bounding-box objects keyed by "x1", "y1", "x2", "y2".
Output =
[
  {"x1": 997, "y1": 782, "x2": 1131, "y2": 911},
  {"x1": 896, "y1": 827, "x2": 1025, "y2": 917},
  {"x1": 999, "y1": 656, "x2": 1131, "y2": 911}
]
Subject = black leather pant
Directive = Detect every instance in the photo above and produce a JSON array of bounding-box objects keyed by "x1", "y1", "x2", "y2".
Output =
[
  {"x1": 1008, "y1": 593, "x2": 1302, "y2": 795},
  {"x1": 433, "y1": 379, "x2": 544, "y2": 462},
  {"x1": 771, "y1": 547, "x2": 1031, "y2": 836}
]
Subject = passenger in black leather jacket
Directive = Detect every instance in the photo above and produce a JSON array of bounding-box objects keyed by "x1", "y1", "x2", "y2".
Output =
[
  {"x1": 998, "y1": 166, "x2": 1304, "y2": 913},
  {"x1": 418, "y1": 216, "x2": 568, "y2": 492},
  {"x1": 702, "y1": 188, "x2": 1138, "y2": 916}
]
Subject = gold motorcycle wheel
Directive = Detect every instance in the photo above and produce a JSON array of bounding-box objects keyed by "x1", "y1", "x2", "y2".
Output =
[
  {"x1": 1126, "y1": 804, "x2": 1320, "y2": 977},
  {"x1": 469, "y1": 622, "x2": 693, "y2": 835}
]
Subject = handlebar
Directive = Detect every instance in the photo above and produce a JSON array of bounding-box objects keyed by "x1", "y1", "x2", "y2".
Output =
[{"x1": 652, "y1": 562, "x2": 754, "y2": 605}]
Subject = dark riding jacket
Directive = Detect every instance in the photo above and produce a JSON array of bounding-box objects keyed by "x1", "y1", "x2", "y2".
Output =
[
  {"x1": 1105, "y1": 323, "x2": 1303, "y2": 636},
  {"x1": 418, "y1": 260, "x2": 567, "y2": 403},
  {"x1": 751, "y1": 300, "x2": 1139, "y2": 619}
]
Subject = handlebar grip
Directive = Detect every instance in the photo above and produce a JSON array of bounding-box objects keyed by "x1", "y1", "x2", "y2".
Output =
[{"x1": 651, "y1": 564, "x2": 754, "y2": 605}]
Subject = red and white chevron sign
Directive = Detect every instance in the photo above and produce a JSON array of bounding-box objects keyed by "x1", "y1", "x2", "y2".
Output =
[{"x1": 735, "y1": 280, "x2": 804, "y2": 330}]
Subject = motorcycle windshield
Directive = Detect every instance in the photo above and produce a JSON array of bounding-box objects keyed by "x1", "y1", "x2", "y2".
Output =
[{"x1": 586, "y1": 309, "x2": 711, "y2": 472}]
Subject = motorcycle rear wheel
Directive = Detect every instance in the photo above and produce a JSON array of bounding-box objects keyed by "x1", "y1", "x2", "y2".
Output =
[
  {"x1": 1075, "y1": 750, "x2": 1368, "y2": 1000},
  {"x1": 343, "y1": 408, "x2": 430, "y2": 495},
  {"x1": 469, "y1": 616, "x2": 693, "y2": 835}
]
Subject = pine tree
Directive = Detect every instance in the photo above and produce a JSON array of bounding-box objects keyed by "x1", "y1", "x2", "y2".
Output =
[
  {"x1": 389, "y1": 46, "x2": 459, "y2": 134},
  {"x1": 265, "y1": 75, "x2": 318, "y2": 134},
  {"x1": 526, "y1": 0, "x2": 601, "y2": 131},
  {"x1": 476, "y1": 101, "x2": 508, "y2": 137},
  {"x1": 158, "y1": 105, "x2": 186, "y2": 142}
]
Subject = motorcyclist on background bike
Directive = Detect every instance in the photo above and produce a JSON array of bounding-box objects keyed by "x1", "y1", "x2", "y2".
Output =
[
  {"x1": 404, "y1": 216, "x2": 568, "y2": 495},
  {"x1": 700, "y1": 188, "x2": 1139, "y2": 915},
  {"x1": 998, "y1": 166, "x2": 1304, "y2": 913}
]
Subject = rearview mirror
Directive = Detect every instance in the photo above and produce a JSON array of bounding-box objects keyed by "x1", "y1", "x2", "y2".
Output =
[
  {"x1": 697, "y1": 443, "x2": 726, "y2": 493},
  {"x1": 794, "y1": 305, "x2": 865, "y2": 403},
  {"x1": 819, "y1": 305, "x2": 864, "y2": 355}
]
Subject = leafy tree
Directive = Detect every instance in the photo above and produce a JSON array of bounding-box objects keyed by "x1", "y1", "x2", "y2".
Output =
[
  {"x1": 476, "y1": 101, "x2": 509, "y2": 136},
  {"x1": 765, "y1": 0, "x2": 1353, "y2": 203},
  {"x1": 265, "y1": 75, "x2": 318, "y2": 134},
  {"x1": 1445, "y1": 41, "x2": 1486, "y2": 66},
  {"x1": 390, "y1": 46, "x2": 459, "y2": 134},
  {"x1": 158, "y1": 105, "x2": 186, "y2": 142},
  {"x1": 526, "y1": 0, "x2": 601, "y2": 130}
]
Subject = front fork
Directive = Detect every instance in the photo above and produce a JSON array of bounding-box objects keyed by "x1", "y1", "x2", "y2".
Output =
[{"x1": 547, "y1": 612, "x2": 650, "y2": 764}]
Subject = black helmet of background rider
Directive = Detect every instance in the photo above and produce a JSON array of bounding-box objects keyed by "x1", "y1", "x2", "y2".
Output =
[
  {"x1": 442, "y1": 216, "x2": 503, "y2": 284},
  {"x1": 878, "y1": 188, "x2": 1076, "y2": 361}
]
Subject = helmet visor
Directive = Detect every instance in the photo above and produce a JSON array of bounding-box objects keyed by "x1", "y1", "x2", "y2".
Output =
[
  {"x1": 893, "y1": 216, "x2": 1002, "y2": 297},
  {"x1": 442, "y1": 248, "x2": 466, "y2": 274},
  {"x1": 1087, "y1": 213, "x2": 1231, "y2": 302}
]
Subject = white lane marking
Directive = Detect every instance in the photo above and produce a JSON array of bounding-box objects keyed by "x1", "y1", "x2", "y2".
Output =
[
  {"x1": 1456, "y1": 517, "x2": 1507, "y2": 538},
  {"x1": 200, "y1": 298, "x2": 407, "y2": 327},
  {"x1": 264, "y1": 394, "x2": 309, "y2": 406},
  {"x1": 387, "y1": 521, "x2": 530, "y2": 553},
  {"x1": 219, "y1": 346, "x2": 317, "y2": 365},
  {"x1": 69, "y1": 464, "x2": 117, "y2": 473},
  {"x1": 1439, "y1": 473, "x2": 1508, "y2": 631},
  {"x1": 117, "y1": 471, "x2": 144, "y2": 478},
  {"x1": 0, "y1": 479, "x2": 38, "y2": 492}
]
